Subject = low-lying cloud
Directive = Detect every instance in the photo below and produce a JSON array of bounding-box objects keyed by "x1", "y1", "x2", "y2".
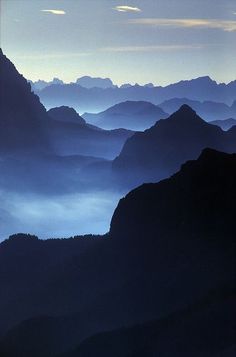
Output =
[{"x1": 0, "y1": 190, "x2": 122, "y2": 241}]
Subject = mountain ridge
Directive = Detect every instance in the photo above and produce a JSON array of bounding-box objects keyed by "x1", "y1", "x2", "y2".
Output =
[
  {"x1": 112, "y1": 104, "x2": 236, "y2": 186},
  {"x1": 83, "y1": 100, "x2": 168, "y2": 130}
]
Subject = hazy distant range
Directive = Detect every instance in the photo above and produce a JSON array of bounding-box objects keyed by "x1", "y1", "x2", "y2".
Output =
[{"x1": 30, "y1": 75, "x2": 236, "y2": 114}]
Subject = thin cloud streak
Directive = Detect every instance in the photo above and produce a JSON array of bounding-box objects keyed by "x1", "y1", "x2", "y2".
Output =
[
  {"x1": 127, "y1": 18, "x2": 236, "y2": 32},
  {"x1": 114, "y1": 5, "x2": 141, "y2": 13},
  {"x1": 41, "y1": 9, "x2": 66, "y2": 15},
  {"x1": 101, "y1": 44, "x2": 205, "y2": 53}
]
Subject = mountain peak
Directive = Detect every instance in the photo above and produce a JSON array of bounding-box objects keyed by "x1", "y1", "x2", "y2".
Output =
[
  {"x1": 164, "y1": 104, "x2": 202, "y2": 126},
  {"x1": 47, "y1": 106, "x2": 86, "y2": 125},
  {"x1": 178, "y1": 104, "x2": 197, "y2": 114}
]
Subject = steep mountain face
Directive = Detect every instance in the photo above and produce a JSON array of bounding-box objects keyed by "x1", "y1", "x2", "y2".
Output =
[
  {"x1": 112, "y1": 105, "x2": 236, "y2": 186},
  {"x1": 159, "y1": 97, "x2": 236, "y2": 121},
  {"x1": 83, "y1": 101, "x2": 168, "y2": 130},
  {"x1": 76, "y1": 76, "x2": 114, "y2": 89},
  {"x1": 0, "y1": 49, "x2": 50, "y2": 154},
  {"x1": 34, "y1": 76, "x2": 236, "y2": 113},
  {"x1": 210, "y1": 118, "x2": 236, "y2": 131},
  {"x1": 0, "y1": 150, "x2": 235, "y2": 357}
]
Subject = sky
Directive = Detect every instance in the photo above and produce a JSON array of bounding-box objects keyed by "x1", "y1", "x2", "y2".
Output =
[{"x1": 1, "y1": 0, "x2": 236, "y2": 85}]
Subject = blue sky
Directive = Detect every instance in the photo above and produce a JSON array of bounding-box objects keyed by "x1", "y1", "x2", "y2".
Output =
[{"x1": 1, "y1": 0, "x2": 236, "y2": 85}]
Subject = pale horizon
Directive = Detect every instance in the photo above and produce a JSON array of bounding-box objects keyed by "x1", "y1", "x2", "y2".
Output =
[{"x1": 1, "y1": 0, "x2": 236, "y2": 86}]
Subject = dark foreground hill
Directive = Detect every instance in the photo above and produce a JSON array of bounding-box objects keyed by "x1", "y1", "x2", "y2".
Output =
[
  {"x1": 113, "y1": 104, "x2": 236, "y2": 187},
  {"x1": 0, "y1": 149, "x2": 235, "y2": 356}
]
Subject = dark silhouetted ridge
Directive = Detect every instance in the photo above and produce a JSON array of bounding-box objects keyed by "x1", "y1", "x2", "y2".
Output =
[
  {"x1": 111, "y1": 148, "x2": 236, "y2": 240},
  {"x1": 0, "y1": 49, "x2": 50, "y2": 154}
]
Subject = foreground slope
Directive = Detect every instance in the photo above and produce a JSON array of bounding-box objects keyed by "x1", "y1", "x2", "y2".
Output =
[{"x1": 0, "y1": 149, "x2": 235, "y2": 356}]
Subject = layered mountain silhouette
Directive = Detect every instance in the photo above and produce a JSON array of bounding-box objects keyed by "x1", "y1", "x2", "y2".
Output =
[
  {"x1": 83, "y1": 101, "x2": 168, "y2": 130},
  {"x1": 210, "y1": 118, "x2": 236, "y2": 131},
  {"x1": 0, "y1": 149, "x2": 235, "y2": 356},
  {"x1": 0, "y1": 48, "x2": 50, "y2": 154},
  {"x1": 34, "y1": 76, "x2": 236, "y2": 113},
  {"x1": 0, "y1": 50, "x2": 134, "y2": 161},
  {"x1": 0, "y1": 50, "x2": 135, "y2": 196},
  {"x1": 45, "y1": 106, "x2": 134, "y2": 159},
  {"x1": 159, "y1": 98, "x2": 236, "y2": 121},
  {"x1": 113, "y1": 104, "x2": 236, "y2": 186}
]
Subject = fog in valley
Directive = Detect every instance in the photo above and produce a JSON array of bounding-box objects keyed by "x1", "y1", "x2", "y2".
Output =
[{"x1": 0, "y1": 189, "x2": 122, "y2": 241}]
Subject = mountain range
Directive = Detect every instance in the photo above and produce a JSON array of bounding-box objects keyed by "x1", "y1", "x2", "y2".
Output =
[
  {"x1": 0, "y1": 50, "x2": 134, "y2": 196},
  {"x1": 113, "y1": 104, "x2": 236, "y2": 187},
  {"x1": 30, "y1": 76, "x2": 115, "y2": 91},
  {"x1": 33, "y1": 76, "x2": 236, "y2": 113},
  {"x1": 0, "y1": 148, "x2": 235, "y2": 356},
  {"x1": 0, "y1": 47, "x2": 235, "y2": 357},
  {"x1": 0, "y1": 49, "x2": 133, "y2": 162}
]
